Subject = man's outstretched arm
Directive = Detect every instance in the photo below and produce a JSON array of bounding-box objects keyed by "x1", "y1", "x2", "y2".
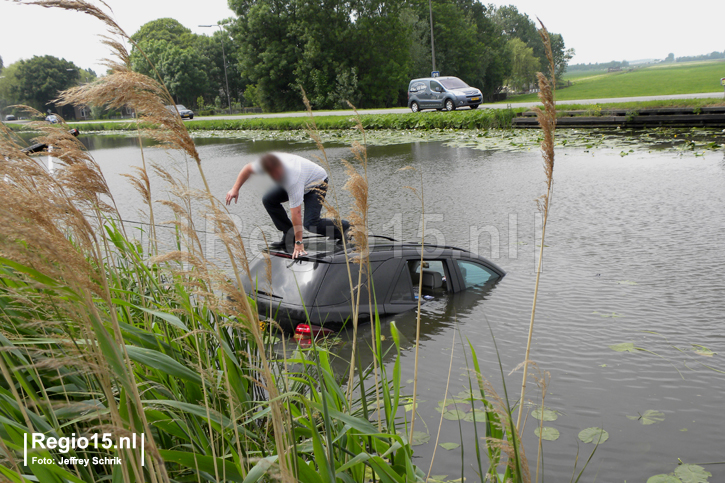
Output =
[
  {"x1": 290, "y1": 206, "x2": 307, "y2": 259},
  {"x1": 226, "y1": 163, "x2": 255, "y2": 205}
]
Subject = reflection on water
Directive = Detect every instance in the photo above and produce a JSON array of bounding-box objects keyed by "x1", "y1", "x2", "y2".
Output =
[{"x1": 82, "y1": 131, "x2": 725, "y2": 481}]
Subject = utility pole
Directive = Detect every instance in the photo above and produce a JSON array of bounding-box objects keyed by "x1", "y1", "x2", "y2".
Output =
[
  {"x1": 428, "y1": 0, "x2": 436, "y2": 73},
  {"x1": 200, "y1": 24, "x2": 233, "y2": 115}
]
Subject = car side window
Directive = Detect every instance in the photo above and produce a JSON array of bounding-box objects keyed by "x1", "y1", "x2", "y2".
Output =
[
  {"x1": 430, "y1": 81, "x2": 443, "y2": 93},
  {"x1": 390, "y1": 265, "x2": 415, "y2": 303},
  {"x1": 410, "y1": 82, "x2": 426, "y2": 93},
  {"x1": 457, "y1": 261, "x2": 496, "y2": 288}
]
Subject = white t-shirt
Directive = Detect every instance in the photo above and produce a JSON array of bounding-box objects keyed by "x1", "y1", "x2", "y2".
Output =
[{"x1": 251, "y1": 152, "x2": 328, "y2": 208}]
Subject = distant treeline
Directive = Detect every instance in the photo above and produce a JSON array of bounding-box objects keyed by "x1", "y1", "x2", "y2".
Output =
[
  {"x1": 568, "y1": 60, "x2": 629, "y2": 72},
  {"x1": 676, "y1": 51, "x2": 725, "y2": 63}
]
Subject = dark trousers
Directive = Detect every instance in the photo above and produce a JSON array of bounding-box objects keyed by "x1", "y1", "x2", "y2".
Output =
[{"x1": 262, "y1": 180, "x2": 350, "y2": 242}]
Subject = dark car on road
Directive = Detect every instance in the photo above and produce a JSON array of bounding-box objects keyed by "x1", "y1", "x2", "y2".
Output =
[
  {"x1": 4, "y1": 114, "x2": 17, "y2": 122},
  {"x1": 243, "y1": 236, "x2": 505, "y2": 331},
  {"x1": 408, "y1": 77, "x2": 483, "y2": 112},
  {"x1": 166, "y1": 104, "x2": 194, "y2": 120}
]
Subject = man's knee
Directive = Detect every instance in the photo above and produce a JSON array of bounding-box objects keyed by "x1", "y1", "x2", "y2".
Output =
[{"x1": 262, "y1": 193, "x2": 276, "y2": 209}]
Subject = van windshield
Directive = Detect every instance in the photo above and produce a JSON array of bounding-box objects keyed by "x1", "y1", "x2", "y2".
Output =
[{"x1": 439, "y1": 78, "x2": 469, "y2": 89}]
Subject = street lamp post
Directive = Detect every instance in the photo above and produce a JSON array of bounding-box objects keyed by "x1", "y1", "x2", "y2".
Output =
[
  {"x1": 200, "y1": 24, "x2": 233, "y2": 115},
  {"x1": 428, "y1": 0, "x2": 436, "y2": 73}
]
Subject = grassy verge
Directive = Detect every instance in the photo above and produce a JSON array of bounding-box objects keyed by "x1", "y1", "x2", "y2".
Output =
[
  {"x1": 507, "y1": 60, "x2": 725, "y2": 102},
  {"x1": 6, "y1": 109, "x2": 517, "y2": 132},
  {"x1": 7, "y1": 98, "x2": 725, "y2": 136}
]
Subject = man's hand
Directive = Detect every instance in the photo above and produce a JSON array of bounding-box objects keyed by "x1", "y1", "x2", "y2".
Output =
[
  {"x1": 292, "y1": 243, "x2": 307, "y2": 259},
  {"x1": 225, "y1": 187, "x2": 239, "y2": 205}
]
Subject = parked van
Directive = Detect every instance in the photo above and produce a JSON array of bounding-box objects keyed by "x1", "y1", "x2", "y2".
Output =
[{"x1": 407, "y1": 76, "x2": 483, "y2": 112}]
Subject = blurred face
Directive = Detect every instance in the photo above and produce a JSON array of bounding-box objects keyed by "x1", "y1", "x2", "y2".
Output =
[{"x1": 262, "y1": 156, "x2": 284, "y2": 182}]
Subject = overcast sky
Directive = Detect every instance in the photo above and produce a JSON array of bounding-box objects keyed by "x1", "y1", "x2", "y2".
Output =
[{"x1": 0, "y1": 0, "x2": 722, "y2": 73}]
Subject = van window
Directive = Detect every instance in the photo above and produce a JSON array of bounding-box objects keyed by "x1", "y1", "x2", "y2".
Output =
[
  {"x1": 409, "y1": 81, "x2": 426, "y2": 93},
  {"x1": 390, "y1": 266, "x2": 414, "y2": 303},
  {"x1": 430, "y1": 81, "x2": 443, "y2": 92},
  {"x1": 457, "y1": 260, "x2": 496, "y2": 288}
]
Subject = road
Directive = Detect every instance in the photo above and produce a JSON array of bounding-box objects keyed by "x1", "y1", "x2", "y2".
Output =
[
  {"x1": 9, "y1": 92, "x2": 724, "y2": 126},
  {"x1": 193, "y1": 92, "x2": 725, "y2": 121}
]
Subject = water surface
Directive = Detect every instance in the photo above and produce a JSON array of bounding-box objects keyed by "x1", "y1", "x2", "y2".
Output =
[{"x1": 80, "y1": 131, "x2": 725, "y2": 481}]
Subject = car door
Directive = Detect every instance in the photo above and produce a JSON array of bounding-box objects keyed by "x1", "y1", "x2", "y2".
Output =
[
  {"x1": 429, "y1": 81, "x2": 445, "y2": 108},
  {"x1": 414, "y1": 82, "x2": 431, "y2": 107}
]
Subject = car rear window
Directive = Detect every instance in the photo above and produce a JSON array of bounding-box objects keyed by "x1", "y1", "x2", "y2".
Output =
[
  {"x1": 243, "y1": 254, "x2": 328, "y2": 306},
  {"x1": 409, "y1": 81, "x2": 426, "y2": 93},
  {"x1": 439, "y1": 78, "x2": 469, "y2": 89}
]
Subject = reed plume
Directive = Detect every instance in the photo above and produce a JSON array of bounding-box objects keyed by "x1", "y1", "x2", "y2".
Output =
[{"x1": 516, "y1": 19, "x2": 557, "y2": 431}]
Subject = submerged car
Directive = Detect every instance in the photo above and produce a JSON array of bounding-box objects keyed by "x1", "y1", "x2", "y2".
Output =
[
  {"x1": 166, "y1": 104, "x2": 194, "y2": 120},
  {"x1": 243, "y1": 236, "x2": 505, "y2": 331},
  {"x1": 408, "y1": 76, "x2": 483, "y2": 112}
]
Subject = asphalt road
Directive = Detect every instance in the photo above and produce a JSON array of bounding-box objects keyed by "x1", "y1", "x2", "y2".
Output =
[{"x1": 195, "y1": 92, "x2": 725, "y2": 121}]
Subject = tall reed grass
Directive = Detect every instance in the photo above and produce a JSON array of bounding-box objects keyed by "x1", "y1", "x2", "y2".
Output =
[{"x1": 0, "y1": 4, "x2": 591, "y2": 483}]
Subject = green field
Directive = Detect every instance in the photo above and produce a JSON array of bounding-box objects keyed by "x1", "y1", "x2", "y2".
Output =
[{"x1": 509, "y1": 61, "x2": 725, "y2": 102}]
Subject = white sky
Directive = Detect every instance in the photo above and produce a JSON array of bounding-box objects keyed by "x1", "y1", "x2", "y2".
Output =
[{"x1": 0, "y1": 0, "x2": 722, "y2": 73}]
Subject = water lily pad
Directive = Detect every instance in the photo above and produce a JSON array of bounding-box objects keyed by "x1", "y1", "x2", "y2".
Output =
[
  {"x1": 437, "y1": 398, "x2": 466, "y2": 408},
  {"x1": 578, "y1": 427, "x2": 609, "y2": 444},
  {"x1": 594, "y1": 311, "x2": 623, "y2": 318},
  {"x1": 692, "y1": 345, "x2": 715, "y2": 357},
  {"x1": 674, "y1": 464, "x2": 711, "y2": 483},
  {"x1": 442, "y1": 409, "x2": 468, "y2": 421},
  {"x1": 532, "y1": 407, "x2": 558, "y2": 421},
  {"x1": 534, "y1": 426, "x2": 560, "y2": 441},
  {"x1": 609, "y1": 342, "x2": 638, "y2": 353},
  {"x1": 617, "y1": 280, "x2": 638, "y2": 285},
  {"x1": 409, "y1": 431, "x2": 430, "y2": 446},
  {"x1": 463, "y1": 408, "x2": 487, "y2": 422},
  {"x1": 647, "y1": 475, "x2": 680, "y2": 483},
  {"x1": 641, "y1": 410, "x2": 665, "y2": 425},
  {"x1": 440, "y1": 442, "x2": 460, "y2": 450}
]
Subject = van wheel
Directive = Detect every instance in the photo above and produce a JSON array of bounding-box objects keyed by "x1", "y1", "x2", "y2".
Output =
[
  {"x1": 470, "y1": 105, "x2": 479, "y2": 110},
  {"x1": 444, "y1": 99, "x2": 456, "y2": 111},
  {"x1": 410, "y1": 102, "x2": 420, "y2": 113}
]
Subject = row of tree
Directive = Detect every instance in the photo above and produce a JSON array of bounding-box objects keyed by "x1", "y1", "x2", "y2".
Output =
[
  {"x1": 1, "y1": 1, "x2": 574, "y2": 116},
  {"x1": 0, "y1": 54, "x2": 97, "y2": 118},
  {"x1": 225, "y1": 1, "x2": 573, "y2": 111}
]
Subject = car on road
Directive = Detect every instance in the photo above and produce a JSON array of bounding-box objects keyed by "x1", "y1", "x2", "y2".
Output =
[
  {"x1": 408, "y1": 77, "x2": 483, "y2": 112},
  {"x1": 166, "y1": 104, "x2": 194, "y2": 120},
  {"x1": 45, "y1": 114, "x2": 59, "y2": 124},
  {"x1": 4, "y1": 114, "x2": 17, "y2": 122},
  {"x1": 243, "y1": 236, "x2": 505, "y2": 331}
]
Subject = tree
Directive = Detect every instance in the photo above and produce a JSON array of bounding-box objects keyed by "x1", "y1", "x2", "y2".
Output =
[
  {"x1": 195, "y1": 30, "x2": 246, "y2": 108},
  {"x1": 10, "y1": 55, "x2": 80, "y2": 113},
  {"x1": 131, "y1": 18, "x2": 196, "y2": 48},
  {"x1": 505, "y1": 38, "x2": 539, "y2": 92},
  {"x1": 550, "y1": 33, "x2": 575, "y2": 80},
  {"x1": 494, "y1": 5, "x2": 571, "y2": 81},
  {"x1": 664, "y1": 53, "x2": 675, "y2": 62},
  {"x1": 130, "y1": 19, "x2": 211, "y2": 106},
  {"x1": 0, "y1": 55, "x2": 4, "y2": 74}
]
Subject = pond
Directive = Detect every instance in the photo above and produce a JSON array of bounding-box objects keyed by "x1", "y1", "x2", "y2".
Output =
[{"x1": 77, "y1": 129, "x2": 725, "y2": 481}]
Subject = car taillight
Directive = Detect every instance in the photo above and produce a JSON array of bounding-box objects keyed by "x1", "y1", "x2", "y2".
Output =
[{"x1": 294, "y1": 324, "x2": 335, "y2": 341}]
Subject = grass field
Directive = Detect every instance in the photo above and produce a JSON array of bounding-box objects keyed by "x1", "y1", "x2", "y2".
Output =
[{"x1": 509, "y1": 60, "x2": 725, "y2": 102}]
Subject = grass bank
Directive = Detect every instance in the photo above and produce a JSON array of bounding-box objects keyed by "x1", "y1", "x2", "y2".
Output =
[
  {"x1": 509, "y1": 60, "x2": 725, "y2": 102},
  {"x1": 62, "y1": 109, "x2": 517, "y2": 132}
]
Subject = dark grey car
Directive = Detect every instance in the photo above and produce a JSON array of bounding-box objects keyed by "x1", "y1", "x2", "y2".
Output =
[
  {"x1": 408, "y1": 77, "x2": 483, "y2": 112},
  {"x1": 243, "y1": 236, "x2": 505, "y2": 330}
]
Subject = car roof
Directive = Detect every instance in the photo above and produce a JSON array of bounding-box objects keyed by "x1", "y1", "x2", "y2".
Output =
[
  {"x1": 410, "y1": 76, "x2": 462, "y2": 83},
  {"x1": 264, "y1": 234, "x2": 502, "y2": 269}
]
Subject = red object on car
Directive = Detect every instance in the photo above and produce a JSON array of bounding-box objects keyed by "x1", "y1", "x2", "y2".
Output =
[{"x1": 294, "y1": 323, "x2": 335, "y2": 341}]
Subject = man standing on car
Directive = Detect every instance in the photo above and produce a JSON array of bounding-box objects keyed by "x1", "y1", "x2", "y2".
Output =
[{"x1": 226, "y1": 152, "x2": 349, "y2": 259}]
